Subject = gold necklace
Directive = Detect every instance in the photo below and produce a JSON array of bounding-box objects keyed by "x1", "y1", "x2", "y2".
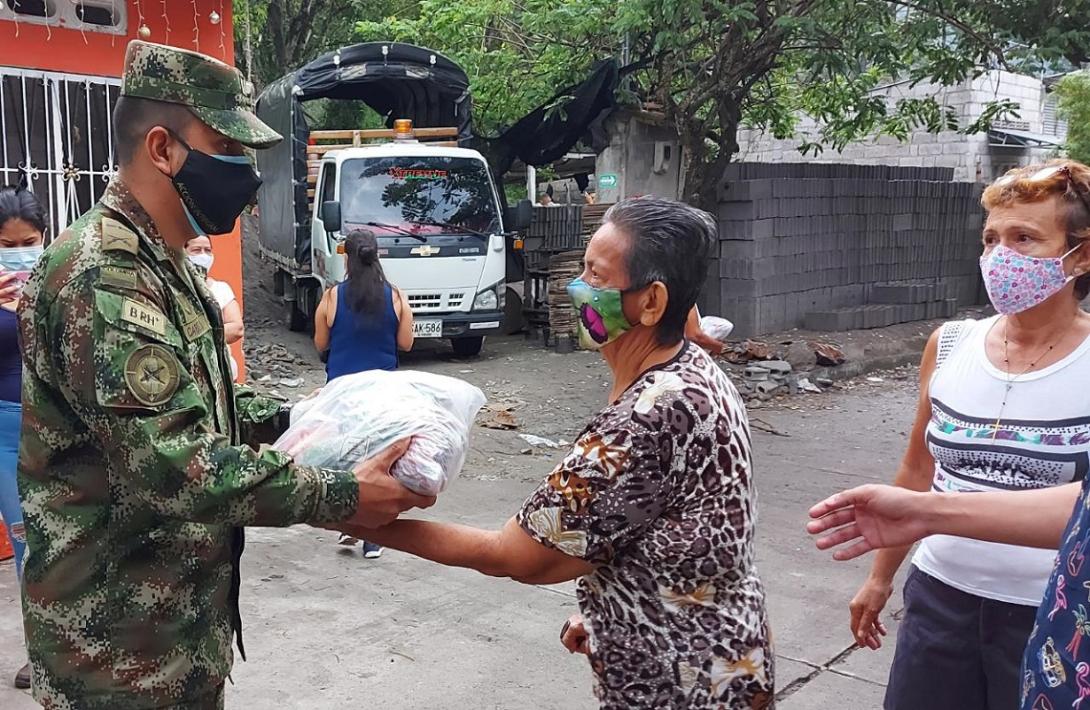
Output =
[{"x1": 991, "y1": 320, "x2": 1063, "y2": 439}]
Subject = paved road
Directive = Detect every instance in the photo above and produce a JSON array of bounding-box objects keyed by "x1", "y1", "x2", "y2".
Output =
[{"x1": 0, "y1": 338, "x2": 919, "y2": 709}]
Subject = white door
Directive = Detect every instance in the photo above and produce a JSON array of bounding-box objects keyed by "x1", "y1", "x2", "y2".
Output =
[{"x1": 311, "y1": 160, "x2": 346, "y2": 288}]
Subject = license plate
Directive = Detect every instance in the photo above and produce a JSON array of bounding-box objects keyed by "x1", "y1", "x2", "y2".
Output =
[{"x1": 413, "y1": 319, "x2": 443, "y2": 339}]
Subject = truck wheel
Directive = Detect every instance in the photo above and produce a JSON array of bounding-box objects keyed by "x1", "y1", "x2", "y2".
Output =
[
  {"x1": 285, "y1": 298, "x2": 309, "y2": 332},
  {"x1": 451, "y1": 336, "x2": 484, "y2": 358},
  {"x1": 503, "y1": 283, "x2": 524, "y2": 335}
]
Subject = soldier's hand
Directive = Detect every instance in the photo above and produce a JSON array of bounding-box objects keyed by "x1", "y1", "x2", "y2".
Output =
[{"x1": 350, "y1": 438, "x2": 436, "y2": 528}]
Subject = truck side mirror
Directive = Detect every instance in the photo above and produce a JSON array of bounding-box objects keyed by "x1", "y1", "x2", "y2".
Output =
[
  {"x1": 505, "y1": 198, "x2": 533, "y2": 232},
  {"x1": 321, "y1": 201, "x2": 341, "y2": 233}
]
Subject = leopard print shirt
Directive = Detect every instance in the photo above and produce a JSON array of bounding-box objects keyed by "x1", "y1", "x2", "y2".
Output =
[{"x1": 518, "y1": 343, "x2": 772, "y2": 709}]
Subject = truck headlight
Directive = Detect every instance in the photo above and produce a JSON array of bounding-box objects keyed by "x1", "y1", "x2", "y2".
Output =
[{"x1": 473, "y1": 288, "x2": 499, "y2": 311}]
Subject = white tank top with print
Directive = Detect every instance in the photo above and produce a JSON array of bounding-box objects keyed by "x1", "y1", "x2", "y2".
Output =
[{"x1": 912, "y1": 315, "x2": 1090, "y2": 606}]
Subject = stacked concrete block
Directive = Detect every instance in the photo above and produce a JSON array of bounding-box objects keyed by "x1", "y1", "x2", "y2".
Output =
[
  {"x1": 870, "y1": 281, "x2": 952, "y2": 305},
  {"x1": 708, "y1": 163, "x2": 985, "y2": 337}
]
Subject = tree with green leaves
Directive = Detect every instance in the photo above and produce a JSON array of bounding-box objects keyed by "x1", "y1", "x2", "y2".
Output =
[
  {"x1": 613, "y1": 0, "x2": 1037, "y2": 207},
  {"x1": 985, "y1": 0, "x2": 1090, "y2": 68},
  {"x1": 355, "y1": 1, "x2": 614, "y2": 136},
  {"x1": 1055, "y1": 72, "x2": 1090, "y2": 166},
  {"x1": 243, "y1": 0, "x2": 1080, "y2": 209},
  {"x1": 354, "y1": 1, "x2": 1048, "y2": 208},
  {"x1": 233, "y1": 0, "x2": 415, "y2": 88}
]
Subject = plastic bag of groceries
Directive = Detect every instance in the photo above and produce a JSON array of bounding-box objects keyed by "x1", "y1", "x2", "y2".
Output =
[
  {"x1": 700, "y1": 315, "x2": 735, "y2": 342},
  {"x1": 274, "y1": 370, "x2": 486, "y2": 497}
]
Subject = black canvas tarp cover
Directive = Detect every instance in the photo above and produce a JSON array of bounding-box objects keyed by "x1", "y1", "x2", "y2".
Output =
[
  {"x1": 255, "y1": 42, "x2": 472, "y2": 267},
  {"x1": 472, "y1": 59, "x2": 619, "y2": 180}
]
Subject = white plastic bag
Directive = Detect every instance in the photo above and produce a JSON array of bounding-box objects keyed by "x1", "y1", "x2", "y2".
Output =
[
  {"x1": 700, "y1": 315, "x2": 735, "y2": 342},
  {"x1": 274, "y1": 370, "x2": 486, "y2": 496}
]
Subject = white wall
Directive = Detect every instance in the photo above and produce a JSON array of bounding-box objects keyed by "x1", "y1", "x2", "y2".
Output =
[{"x1": 736, "y1": 70, "x2": 1058, "y2": 183}]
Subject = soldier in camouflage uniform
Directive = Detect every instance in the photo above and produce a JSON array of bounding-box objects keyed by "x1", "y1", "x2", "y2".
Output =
[{"x1": 16, "y1": 41, "x2": 434, "y2": 709}]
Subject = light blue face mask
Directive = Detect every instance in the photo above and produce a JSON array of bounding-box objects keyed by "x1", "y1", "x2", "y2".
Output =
[
  {"x1": 0, "y1": 245, "x2": 44, "y2": 272},
  {"x1": 213, "y1": 154, "x2": 253, "y2": 165},
  {"x1": 183, "y1": 204, "x2": 206, "y2": 237},
  {"x1": 180, "y1": 154, "x2": 255, "y2": 238}
]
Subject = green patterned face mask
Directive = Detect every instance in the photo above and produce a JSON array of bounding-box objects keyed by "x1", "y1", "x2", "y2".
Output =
[{"x1": 566, "y1": 278, "x2": 636, "y2": 350}]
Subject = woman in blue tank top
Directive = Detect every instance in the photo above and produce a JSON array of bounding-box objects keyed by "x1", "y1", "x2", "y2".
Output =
[
  {"x1": 313, "y1": 229, "x2": 414, "y2": 558},
  {"x1": 314, "y1": 229, "x2": 415, "y2": 381}
]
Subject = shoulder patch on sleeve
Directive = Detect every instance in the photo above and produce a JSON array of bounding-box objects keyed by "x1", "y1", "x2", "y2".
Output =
[
  {"x1": 120, "y1": 297, "x2": 168, "y2": 336},
  {"x1": 99, "y1": 264, "x2": 139, "y2": 290},
  {"x1": 124, "y1": 344, "x2": 181, "y2": 407},
  {"x1": 101, "y1": 217, "x2": 139, "y2": 255}
]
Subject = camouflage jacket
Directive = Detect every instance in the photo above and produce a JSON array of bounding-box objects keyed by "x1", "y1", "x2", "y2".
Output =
[{"x1": 17, "y1": 180, "x2": 358, "y2": 709}]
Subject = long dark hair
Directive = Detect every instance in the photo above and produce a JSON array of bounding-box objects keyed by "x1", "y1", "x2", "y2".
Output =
[
  {"x1": 0, "y1": 183, "x2": 47, "y2": 236},
  {"x1": 343, "y1": 229, "x2": 388, "y2": 317}
]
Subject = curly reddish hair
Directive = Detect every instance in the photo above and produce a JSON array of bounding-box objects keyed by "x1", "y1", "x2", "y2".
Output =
[{"x1": 981, "y1": 159, "x2": 1090, "y2": 299}]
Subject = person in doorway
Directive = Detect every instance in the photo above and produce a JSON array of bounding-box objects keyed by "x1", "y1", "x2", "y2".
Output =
[
  {"x1": 330, "y1": 197, "x2": 773, "y2": 708},
  {"x1": 314, "y1": 228, "x2": 414, "y2": 559},
  {"x1": 185, "y1": 235, "x2": 243, "y2": 379},
  {"x1": 812, "y1": 160, "x2": 1090, "y2": 710},
  {"x1": 0, "y1": 184, "x2": 46, "y2": 690},
  {"x1": 16, "y1": 41, "x2": 433, "y2": 709}
]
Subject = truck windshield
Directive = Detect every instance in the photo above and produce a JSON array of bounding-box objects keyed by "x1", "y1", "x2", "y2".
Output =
[{"x1": 340, "y1": 156, "x2": 500, "y2": 238}]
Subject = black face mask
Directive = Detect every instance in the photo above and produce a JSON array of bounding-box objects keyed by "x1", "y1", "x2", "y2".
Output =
[{"x1": 169, "y1": 133, "x2": 261, "y2": 235}]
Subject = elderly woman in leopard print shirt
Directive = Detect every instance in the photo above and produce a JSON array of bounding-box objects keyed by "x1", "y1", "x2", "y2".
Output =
[{"x1": 335, "y1": 197, "x2": 772, "y2": 708}]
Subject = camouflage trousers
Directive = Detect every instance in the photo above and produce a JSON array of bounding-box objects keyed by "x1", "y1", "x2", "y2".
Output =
[{"x1": 172, "y1": 684, "x2": 225, "y2": 710}]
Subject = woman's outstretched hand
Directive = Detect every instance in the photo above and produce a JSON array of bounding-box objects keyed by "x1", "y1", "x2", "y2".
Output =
[{"x1": 807, "y1": 485, "x2": 931, "y2": 561}]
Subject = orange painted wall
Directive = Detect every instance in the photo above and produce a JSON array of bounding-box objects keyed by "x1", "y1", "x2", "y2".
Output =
[
  {"x1": 211, "y1": 234, "x2": 246, "y2": 383},
  {"x1": 1, "y1": 1, "x2": 249, "y2": 382},
  {"x1": 0, "y1": 1, "x2": 235, "y2": 74}
]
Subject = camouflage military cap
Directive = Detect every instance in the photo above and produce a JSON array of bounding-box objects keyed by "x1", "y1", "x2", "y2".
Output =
[{"x1": 121, "y1": 40, "x2": 281, "y2": 149}]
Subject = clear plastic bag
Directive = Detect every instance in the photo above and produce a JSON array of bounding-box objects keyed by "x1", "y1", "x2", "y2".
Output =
[
  {"x1": 700, "y1": 315, "x2": 735, "y2": 342},
  {"x1": 274, "y1": 370, "x2": 486, "y2": 496}
]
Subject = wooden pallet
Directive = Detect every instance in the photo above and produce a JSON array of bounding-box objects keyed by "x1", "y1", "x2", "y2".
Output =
[
  {"x1": 547, "y1": 250, "x2": 584, "y2": 341},
  {"x1": 582, "y1": 203, "x2": 611, "y2": 233}
]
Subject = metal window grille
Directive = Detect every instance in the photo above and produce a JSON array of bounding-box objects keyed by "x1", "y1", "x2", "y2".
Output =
[{"x1": 0, "y1": 67, "x2": 120, "y2": 241}]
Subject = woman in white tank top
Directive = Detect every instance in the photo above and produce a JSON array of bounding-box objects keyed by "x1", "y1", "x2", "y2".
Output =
[{"x1": 846, "y1": 160, "x2": 1090, "y2": 710}]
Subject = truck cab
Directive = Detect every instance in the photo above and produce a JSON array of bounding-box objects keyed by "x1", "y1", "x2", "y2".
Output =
[{"x1": 311, "y1": 126, "x2": 509, "y2": 357}]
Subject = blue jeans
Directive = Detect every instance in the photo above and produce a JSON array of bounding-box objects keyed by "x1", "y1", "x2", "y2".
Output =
[{"x1": 0, "y1": 400, "x2": 25, "y2": 579}]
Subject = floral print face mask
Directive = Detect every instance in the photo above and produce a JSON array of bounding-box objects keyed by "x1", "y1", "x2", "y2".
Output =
[
  {"x1": 979, "y1": 243, "x2": 1083, "y2": 315},
  {"x1": 566, "y1": 278, "x2": 636, "y2": 350}
]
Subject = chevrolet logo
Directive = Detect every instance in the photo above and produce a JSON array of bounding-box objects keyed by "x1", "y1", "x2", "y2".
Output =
[{"x1": 410, "y1": 245, "x2": 440, "y2": 257}]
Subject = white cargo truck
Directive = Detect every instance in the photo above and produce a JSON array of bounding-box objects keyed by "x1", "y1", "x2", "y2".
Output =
[{"x1": 254, "y1": 43, "x2": 530, "y2": 356}]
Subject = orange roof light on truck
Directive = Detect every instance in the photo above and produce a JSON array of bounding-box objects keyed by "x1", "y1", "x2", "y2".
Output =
[{"x1": 393, "y1": 119, "x2": 416, "y2": 142}]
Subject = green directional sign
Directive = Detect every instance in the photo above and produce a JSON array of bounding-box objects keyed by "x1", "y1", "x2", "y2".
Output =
[{"x1": 598, "y1": 173, "x2": 618, "y2": 188}]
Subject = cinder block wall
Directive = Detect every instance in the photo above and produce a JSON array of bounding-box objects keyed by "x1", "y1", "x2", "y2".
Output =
[{"x1": 700, "y1": 163, "x2": 985, "y2": 337}]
